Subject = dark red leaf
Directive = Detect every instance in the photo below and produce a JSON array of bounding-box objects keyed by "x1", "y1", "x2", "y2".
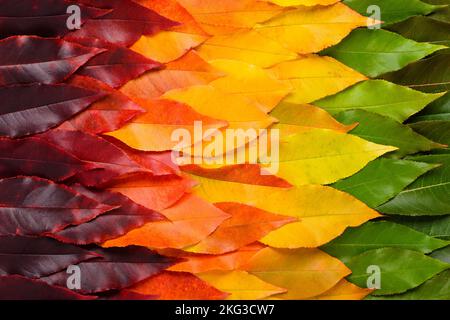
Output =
[
  {"x1": 50, "y1": 184, "x2": 166, "y2": 245},
  {"x1": 59, "y1": 75, "x2": 145, "y2": 134},
  {"x1": 38, "y1": 130, "x2": 150, "y2": 186},
  {"x1": 0, "y1": 176, "x2": 114, "y2": 236},
  {"x1": 0, "y1": 36, "x2": 105, "y2": 86},
  {"x1": 0, "y1": 83, "x2": 105, "y2": 138},
  {"x1": 0, "y1": 0, "x2": 109, "y2": 39},
  {"x1": 0, "y1": 137, "x2": 91, "y2": 181},
  {"x1": 99, "y1": 289, "x2": 156, "y2": 300},
  {"x1": 0, "y1": 235, "x2": 99, "y2": 278},
  {"x1": 0, "y1": 275, "x2": 96, "y2": 300},
  {"x1": 71, "y1": 37, "x2": 162, "y2": 88},
  {"x1": 42, "y1": 246, "x2": 179, "y2": 294},
  {"x1": 66, "y1": 0, "x2": 179, "y2": 46}
]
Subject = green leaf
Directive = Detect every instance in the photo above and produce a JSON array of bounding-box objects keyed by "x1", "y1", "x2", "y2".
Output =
[
  {"x1": 315, "y1": 80, "x2": 445, "y2": 122},
  {"x1": 344, "y1": 0, "x2": 444, "y2": 25},
  {"x1": 382, "y1": 49, "x2": 450, "y2": 93},
  {"x1": 332, "y1": 158, "x2": 437, "y2": 207},
  {"x1": 387, "y1": 16, "x2": 450, "y2": 46},
  {"x1": 335, "y1": 110, "x2": 444, "y2": 157},
  {"x1": 393, "y1": 215, "x2": 450, "y2": 240},
  {"x1": 409, "y1": 92, "x2": 450, "y2": 122},
  {"x1": 431, "y1": 245, "x2": 450, "y2": 263},
  {"x1": 367, "y1": 270, "x2": 450, "y2": 299},
  {"x1": 378, "y1": 154, "x2": 450, "y2": 216},
  {"x1": 409, "y1": 120, "x2": 450, "y2": 145},
  {"x1": 346, "y1": 248, "x2": 449, "y2": 295},
  {"x1": 322, "y1": 221, "x2": 449, "y2": 263},
  {"x1": 322, "y1": 28, "x2": 446, "y2": 77},
  {"x1": 424, "y1": 0, "x2": 450, "y2": 23}
]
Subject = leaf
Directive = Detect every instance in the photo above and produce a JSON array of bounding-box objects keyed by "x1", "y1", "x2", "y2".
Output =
[
  {"x1": 42, "y1": 246, "x2": 177, "y2": 294},
  {"x1": 265, "y1": 0, "x2": 339, "y2": 6},
  {"x1": 50, "y1": 185, "x2": 165, "y2": 245},
  {"x1": 346, "y1": 248, "x2": 449, "y2": 295},
  {"x1": 270, "y1": 102, "x2": 355, "y2": 133},
  {"x1": 197, "y1": 29, "x2": 298, "y2": 68},
  {"x1": 343, "y1": 0, "x2": 443, "y2": 25},
  {"x1": 377, "y1": 154, "x2": 450, "y2": 216},
  {"x1": 0, "y1": 177, "x2": 114, "y2": 236},
  {"x1": 310, "y1": 279, "x2": 372, "y2": 300},
  {"x1": 0, "y1": 137, "x2": 90, "y2": 181},
  {"x1": 322, "y1": 221, "x2": 449, "y2": 263},
  {"x1": 267, "y1": 128, "x2": 396, "y2": 186},
  {"x1": 209, "y1": 59, "x2": 293, "y2": 113},
  {"x1": 102, "y1": 194, "x2": 230, "y2": 249},
  {"x1": 426, "y1": 0, "x2": 450, "y2": 23},
  {"x1": 66, "y1": 0, "x2": 178, "y2": 46},
  {"x1": 120, "y1": 51, "x2": 224, "y2": 101},
  {"x1": 185, "y1": 202, "x2": 295, "y2": 254},
  {"x1": 58, "y1": 75, "x2": 145, "y2": 134},
  {"x1": 243, "y1": 247, "x2": 350, "y2": 299},
  {"x1": 107, "y1": 174, "x2": 196, "y2": 211},
  {"x1": 0, "y1": 83, "x2": 106, "y2": 138},
  {"x1": 189, "y1": 174, "x2": 380, "y2": 247},
  {"x1": 73, "y1": 37, "x2": 162, "y2": 88},
  {"x1": 39, "y1": 130, "x2": 148, "y2": 187},
  {"x1": 0, "y1": 36, "x2": 104, "y2": 86},
  {"x1": 316, "y1": 80, "x2": 445, "y2": 122},
  {"x1": 381, "y1": 48, "x2": 450, "y2": 93},
  {"x1": 0, "y1": 276, "x2": 95, "y2": 300},
  {"x1": 269, "y1": 55, "x2": 366, "y2": 104},
  {"x1": 130, "y1": 271, "x2": 229, "y2": 300},
  {"x1": 431, "y1": 245, "x2": 450, "y2": 264},
  {"x1": 177, "y1": 0, "x2": 283, "y2": 35},
  {"x1": 332, "y1": 158, "x2": 437, "y2": 207},
  {"x1": 105, "y1": 98, "x2": 227, "y2": 152},
  {"x1": 367, "y1": 270, "x2": 450, "y2": 300},
  {"x1": 409, "y1": 120, "x2": 450, "y2": 145},
  {"x1": 197, "y1": 270, "x2": 286, "y2": 300},
  {"x1": 409, "y1": 92, "x2": 450, "y2": 122},
  {"x1": 393, "y1": 215, "x2": 450, "y2": 240},
  {"x1": 0, "y1": 235, "x2": 98, "y2": 278},
  {"x1": 322, "y1": 28, "x2": 446, "y2": 77},
  {"x1": 335, "y1": 110, "x2": 444, "y2": 157}
]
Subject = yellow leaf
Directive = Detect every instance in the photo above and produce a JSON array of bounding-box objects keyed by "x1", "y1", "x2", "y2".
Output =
[
  {"x1": 243, "y1": 247, "x2": 351, "y2": 299},
  {"x1": 177, "y1": 0, "x2": 284, "y2": 35},
  {"x1": 188, "y1": 174, "x2": 381, "y2": 247},
  {"x1": 210, "y1": 59, "x2": 293, "y2": 113},
  {"x1": 265, "y1": 129, "x2": 397, "y2": 186},
  {"x1": 197, "y1": 270, "x2": 286, "y2": 300},
  {"x1": 309, "y1": 279, "x2": 373, "y2": 300},
  {"x1": 197, "y1": 29, "x2": 298, "y2": 68},
  {"x1": 264, "y1": 0, "x2": 340, "y2": 6},
  {"x1": 269, "y1": 55, "x2": 366, "y2": 104},
  {"x1": 255, "y1": 3, "x2": 370, "y2": 54}
]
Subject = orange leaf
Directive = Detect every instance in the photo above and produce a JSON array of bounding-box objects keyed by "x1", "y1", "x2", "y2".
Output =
[{"x1": 309, "y1": 279, "x2": 373, "y2": 300}]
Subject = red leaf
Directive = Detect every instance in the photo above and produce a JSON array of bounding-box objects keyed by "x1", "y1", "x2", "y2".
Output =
[
  {"x1": 0, "y1": 0, "x2": 109, "y2": 39},
  {"x1": 0, "y1": 177, "x2": 114, "y2": 236},
  {"x1": 71, "y1": 38, "x2": 162, "y2": 88},
  {"x1": 59, "y1": 75, "x2": 145, "y2": 134},
  {"x1": 38, "y1": 130, "x2": 149, "y2": 186},
  {"x1": 0, "y1": 83, "x2": 105, "y2": 138},
  {"x1": 101, "y1": 289, "x2": 156, "y2": 300},
  {"x1": 0, "y1": 137, "x2": 91, "y2": 181},
  {"x1": 42, "y1": 246, "x2": 178, "y2": 294},
  {"x1": 50, "y1": 184, "x2": 166, "y2": 245},
  {"x1": 0, "y1": 235, "x2": 99, "y2": 278},
  {"x1": 0, "y1": 36, "x2": 104, "y2": 86},
  {"x1": 0, "y1": 275, "x2": 96, "y2": 300},
  {"x1": 66, "y1": 0, "x2": 179, "y2": 46}
]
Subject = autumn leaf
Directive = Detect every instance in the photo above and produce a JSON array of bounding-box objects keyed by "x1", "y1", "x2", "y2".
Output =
[{"x1": 309, "y1": 279, "x2": 372, "y2": 300}]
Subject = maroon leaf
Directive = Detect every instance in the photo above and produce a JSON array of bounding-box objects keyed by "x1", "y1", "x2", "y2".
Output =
[
  {"x1": 0, "y1": 137, "x2": 91, "y2": 181},
  {"x1": 59, "y1": 75, "x2": 145, "y2": 134},
  {"x1": 100, "y1": 289, "x2": 156, "y2": 300},
  {"x1": 71, "y1": 38, "x2": 162, "y2": 88},
  {"x1": 0, "y1": 83, "x2": 105, "y2": 138},
  {"x1": 0, "y1": 36, "x2": 105, "y2": 86},
  {"x1": 0, "y1": 0, "x2": 109, "y2": 39},
  {"x1": 50, "y1": 184, "x2": 166, "y2": 245},
  {"x1": 66, "y1": 0, "x2": 179, "y2": 46},
  {"x1": 0, "y1": 176, "x2": 115, "y2": 236},
  {"x1": 0, "y1": 275, "x2": 96, "y2": 300},
  {"x1": 42, "y1": 246, "x2": 179, "y2": 294},
  {"x1": 38, "y1": 130, "x2": 150, "y2": 186},
  {"x1": 0, "y1": 235, "x2": 99, "y2": 278}
]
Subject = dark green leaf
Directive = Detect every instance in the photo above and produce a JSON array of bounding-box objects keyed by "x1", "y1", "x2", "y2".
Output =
[
  {"x1": 393, "y1": 215, "x2": 450, "y2": 240},
  {"x1": 430, "y1": 245, "x2": 450, "y2": 263},
  {"x1": 409, "y1": 120, "x2": 450, "y2": 145},
  {"x1": 409, "y1": 92, "x2": 450, "y2": 122}
]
